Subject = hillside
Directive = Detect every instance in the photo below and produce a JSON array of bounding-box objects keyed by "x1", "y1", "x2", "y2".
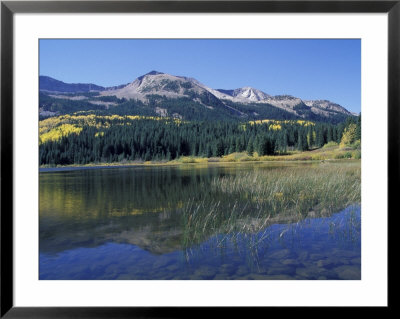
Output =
[
  {"x1": 39, "y1": 72, "x2": 356, "y2": 124},
  {"x1": 38, "y1": 113, "x2": 361, "y2": 166}
]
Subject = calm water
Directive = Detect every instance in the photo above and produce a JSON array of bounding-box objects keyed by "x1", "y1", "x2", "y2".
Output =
[{"x1": 39, "y1": 162, "x2": 361, "y2": 280}]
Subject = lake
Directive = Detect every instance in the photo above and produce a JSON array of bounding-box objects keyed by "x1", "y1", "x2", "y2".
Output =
[{"x1": 39, "y1": 161, "x2": 361, "y2": 280}]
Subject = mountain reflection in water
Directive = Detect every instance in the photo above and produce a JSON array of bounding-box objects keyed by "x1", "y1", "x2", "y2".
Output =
[{"x1": 40, "y1": 162, "x2": 361, "y2": 280}]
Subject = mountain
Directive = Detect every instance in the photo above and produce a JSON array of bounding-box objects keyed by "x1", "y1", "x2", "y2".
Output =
[
  {"x1": 39, "y1": 72, "x2": 355, "y2": 123},
  {"x1": 304, "y1": 99, "x2": 353, "y2": 116},
  {"x1": 101, "y1": 71, "x2": 213, "y2": 101},
  {"x1": 39, "y1": 76, "x2": 106, "y2": 93},
  {"x1": 213, "y1": 87, "x2": 271, "y2": 103}
]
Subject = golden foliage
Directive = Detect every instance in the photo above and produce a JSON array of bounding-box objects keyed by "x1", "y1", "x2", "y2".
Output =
[
  {"x1": 39, "y1": 114, "x2": 182, "y2": 143},
  {"x1": 39, "y1": 124, "x2": 83, "y2": 144},
  {"x1": 248, "y1": 119, "x2": 314, "y2": 128},
  {"x1": 340, "y1": 123, "x2": 358, "y2": 148},
  {"x1": 269, "y1": 124, "x2": 282, "y2": 130}
]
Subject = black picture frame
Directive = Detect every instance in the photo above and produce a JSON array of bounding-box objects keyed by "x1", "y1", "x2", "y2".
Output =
[{"x1": 1, "y1": 0, "x2": 395, "y2": 317}]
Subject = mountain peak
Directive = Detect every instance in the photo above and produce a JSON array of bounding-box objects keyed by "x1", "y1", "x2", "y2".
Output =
[
  {"x1": 137, "y1": 70, "x2": 165, "y2": 81},
  {"x1": 146, "y1": 70, "x2": 164, "y2": 76},
  {"x1": 231, "y1": 87, "x2": 271, "y2": 102}
]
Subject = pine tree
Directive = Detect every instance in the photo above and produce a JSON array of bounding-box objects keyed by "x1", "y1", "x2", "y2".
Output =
[
  {"x1": 215, "y1": 140, "x2": 225, "y2": 157},
  {"x1": 355, "y1": 114, "x2": 361, "y2": 141},
  {"x1": 297, "y1": 129, "x2": 309, "y2": 151},
  {"x1": 247, "y1": 138, "x2": 254, "y2": 156}
]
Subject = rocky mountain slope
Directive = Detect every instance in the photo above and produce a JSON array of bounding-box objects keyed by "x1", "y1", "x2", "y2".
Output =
[{"x1": 39, "y1": 71, "x2": 355, "y2": 123}]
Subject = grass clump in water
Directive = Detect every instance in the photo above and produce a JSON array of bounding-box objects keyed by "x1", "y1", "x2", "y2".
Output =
[
  {"x1": 212, "y1": 162, "x2": 360, "y2": 214},
  {"x1": 181, "y1": 162, "x2": 360, "y2": 251}
]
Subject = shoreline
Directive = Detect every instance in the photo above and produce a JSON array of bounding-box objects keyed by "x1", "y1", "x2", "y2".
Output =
[{"x1": 39, "y1": 157, "x2": 360, "y2": 172}]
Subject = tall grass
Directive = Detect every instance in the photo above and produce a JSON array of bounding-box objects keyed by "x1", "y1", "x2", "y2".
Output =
[
  {"x1": 181, "y1": 162, "x2": 361, "y2": 252},
  {"x1": 212, "y1": 162, "x2": 360, "y2": 214}
]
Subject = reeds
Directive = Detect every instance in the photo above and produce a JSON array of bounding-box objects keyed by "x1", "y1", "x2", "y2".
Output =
[
  {"x1": 212, "y1": 162, "x2": 360, "y2": 215},
  {"x1": 181, "y1": 162, "x2": 361, "y2": 252}
]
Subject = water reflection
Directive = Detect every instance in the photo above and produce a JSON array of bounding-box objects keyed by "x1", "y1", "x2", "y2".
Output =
[{"x1": 40, "y1": 162, "x2": 361, "y2": 280}]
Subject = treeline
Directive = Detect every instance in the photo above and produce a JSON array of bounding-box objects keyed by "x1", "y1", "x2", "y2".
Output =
[
  {"x1": 39, "y1": 93, "x2": 106, "y2": 114},
  {"x1": 39, "y1": 116, "x2": 360, "y2": 165},
  {"x1": 39, "y1": 92, "x2": 352, "y2": 124},
  {"x1": 39, "y1": 93, "x2": 245, "y2": 121}
]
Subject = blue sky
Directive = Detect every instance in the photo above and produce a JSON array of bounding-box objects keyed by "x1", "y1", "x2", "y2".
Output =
[{"x1": 40, "y1": 39, "x2": 361, "y2": 113}]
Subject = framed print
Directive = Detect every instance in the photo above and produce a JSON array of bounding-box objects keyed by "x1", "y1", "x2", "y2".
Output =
[{"x1": 1, "y1": 0, "x2": 396, "y2": 317}]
